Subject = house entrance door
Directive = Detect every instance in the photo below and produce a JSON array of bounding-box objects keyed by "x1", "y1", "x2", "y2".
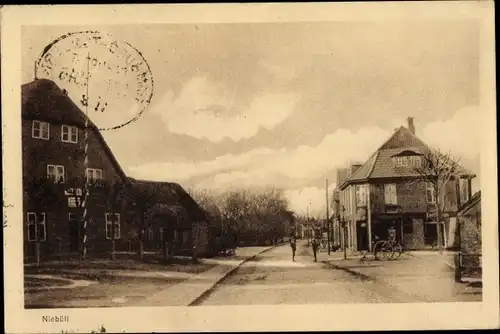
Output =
[
  {"x1": 356, "y1": 221, "x2": 369, "y2": 251},
  {"x1": 424, "y1": 222, "x2": 445, "y2": 247},
  {"x1": 68, "y1": 214, "x2": 81, "y2": 252}
]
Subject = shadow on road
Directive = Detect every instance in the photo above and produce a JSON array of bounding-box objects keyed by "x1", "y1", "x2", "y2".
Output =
[{"x1": 321, "y1": 261, "x2": 374, "y2": 282}]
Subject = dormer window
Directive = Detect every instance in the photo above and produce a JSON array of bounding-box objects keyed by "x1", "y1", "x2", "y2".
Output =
[
  {"x1": 32, "y1": 120, "x2": 50, "y2": 140},
  {"x1": 392, "y1": 150, "x2": 422, "y2": 168}
]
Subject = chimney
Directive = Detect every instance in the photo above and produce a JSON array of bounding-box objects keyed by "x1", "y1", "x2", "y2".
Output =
[{"x1": 407, "y1": 117, "x2": 415, "y2": 134}]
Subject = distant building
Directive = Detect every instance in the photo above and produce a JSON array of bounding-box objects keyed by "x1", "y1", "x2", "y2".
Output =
[
  {"x1": 129, "y1": 178, "x2": 210, "y2": 257},
  {"x1": 335, "y1": 117, "x2": 475, "y2": 251},
  {"x1": 457, "y1": 191, "x2": 481, "y2": 280}
]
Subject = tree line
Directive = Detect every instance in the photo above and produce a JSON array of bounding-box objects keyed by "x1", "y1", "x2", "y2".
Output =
[{"x1": 189, "y1": 187, "x2": 295, "y2": 247}]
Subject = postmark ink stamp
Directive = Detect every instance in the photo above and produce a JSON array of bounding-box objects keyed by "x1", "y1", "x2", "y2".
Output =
[{"x1": 35, "y1": 30, "x2": 154, "y2": 131}]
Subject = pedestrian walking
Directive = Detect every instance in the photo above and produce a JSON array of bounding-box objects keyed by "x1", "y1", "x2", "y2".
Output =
[
  {"x1": 290, "y1": 237, "x2": 297, "y2": 261},
  {"x1": 311, "y1": 238, "x2": 319, "y2": 262}
]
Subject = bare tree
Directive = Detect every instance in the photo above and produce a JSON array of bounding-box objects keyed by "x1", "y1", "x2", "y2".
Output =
[
  {"x1": 414, "y1": 149, "x2": 461, "y2": 249},
  {"x1": 188, "y1": 186, "x2": 293, "y2": 248}
]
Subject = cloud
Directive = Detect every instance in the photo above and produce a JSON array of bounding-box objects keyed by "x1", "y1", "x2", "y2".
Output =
[
  {"x1": 128, "y1": 107, "x2": 481, "y2": 214},
  {"x1": 150, "y1": 76, "x2": 299, "y2": 142},
  {"x1": 420, "y1": 106, "x2": 481, "y2": 161},
  {"x1": 285, "y1": 182, "x2": 337, "y2": 217},
  {"x1": 128, "y1": 147, "x2": 273, "y2": 181},
  {"x1": 128, "y1": 125, "x2": 389, "y2": 190}
]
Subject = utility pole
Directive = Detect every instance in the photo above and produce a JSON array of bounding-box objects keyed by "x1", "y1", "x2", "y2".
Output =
[
  {"x1": 307, "y1": 204, "x2": 310, "y2": 246},
  {"x1": 342, "y1": 205, "x2": 347, "y2": 260},
  {"x1": 326, "y1": 179, "x2": 331, "y2": 255},
  {"x1": 81, "y1": 52, "x2": 91, "y2": 261}
]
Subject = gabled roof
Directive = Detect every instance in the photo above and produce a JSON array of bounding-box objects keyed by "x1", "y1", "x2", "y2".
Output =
[
  {"x1": 22, "y1": 79, "x2": 90, "y2": 127},
  {"x1": 129, "y1": 178, "x2": 207, "y2": 221},
  {"x1": 339, "y1": 125, "x2": 475, "y2": 190},
  {"x1": 21, "y1": 79, "x2": 128, "y2": 181},
  {"x1": 458, "y1": 190, "x2": 481, "y2": 216},
  {"x1": 344, "y1": 151, "x2": 379, "y2": 183}
]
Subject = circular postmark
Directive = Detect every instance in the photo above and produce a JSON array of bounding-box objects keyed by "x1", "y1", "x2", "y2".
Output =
[{"x1": 35, "y1": 30, "x2": 154, "y2": 131}]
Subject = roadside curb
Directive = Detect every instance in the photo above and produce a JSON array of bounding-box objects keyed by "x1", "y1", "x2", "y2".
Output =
[{"x1": 188, "y1": 243, "x2": 281, "y2": 306}]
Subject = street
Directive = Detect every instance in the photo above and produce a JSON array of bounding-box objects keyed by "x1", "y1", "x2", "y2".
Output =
[
  {"x1": 195, "y1": 240, "x2": 482, "y2": 305},
  {"x1": 24, "y1": 240, "x2": 481, "y2": 308}
]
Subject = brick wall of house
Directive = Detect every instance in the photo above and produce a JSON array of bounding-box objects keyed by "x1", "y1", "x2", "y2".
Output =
[
  {"x1": 22, "y1": 119, "x2": 134, "y2": 260},
  {"x1": 369, "y1": 179, "x2": 460, "y2": 215},
  {"x1": 370, "y1": 180, "x2": 427, "y2": 213},
  {"x1": 459, "y1": 201, "x2": 482, "y2": 279}
]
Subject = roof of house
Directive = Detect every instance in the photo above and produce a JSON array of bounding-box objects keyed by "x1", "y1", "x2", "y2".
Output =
[
  {"x1": 22, "y1": 79, "x2": 91, "y2": 126},
  {"x1": 339, "y1": 125, "x2": 475, "y2": 190},
  {"x1": 128, "y1": 178, "x2": 208, "y2": 222},
  {"x1": 21, "y1": 79, "x2": 128, "y2": 181},
  {"x1": 458, "y1": 190, "x2": 481, "y2": 216}
]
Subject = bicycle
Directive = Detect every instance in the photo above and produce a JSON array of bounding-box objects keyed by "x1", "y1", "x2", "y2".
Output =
[
  {"x1": 387, "y1": 239, "x2": 403, "y2": 260},
  {"x1": 373, "y1": 239, "x2": 403, "y2": 261},
  {"x1": 373, "y1": 239, "x2": 393, "y2": 261}
]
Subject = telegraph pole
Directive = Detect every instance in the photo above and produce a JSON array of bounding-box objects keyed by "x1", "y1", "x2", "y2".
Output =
[
  {"x1": 306, "y1": 205, "x2": 310, "y2": 246},
  {"x1": 342, "y1": 205, "x2": 347, "y2": 260},
  {"x1": 326, "y1": 179, "x2": 331, "y2": 255},
  {"x1": 81, "y1": 52, "x2": 91, "y2": 260}
]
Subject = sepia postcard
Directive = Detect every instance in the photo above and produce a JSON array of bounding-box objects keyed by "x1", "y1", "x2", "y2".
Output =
[{"x1": 1, "y1": 2, "x2": 499, "y2": 333}]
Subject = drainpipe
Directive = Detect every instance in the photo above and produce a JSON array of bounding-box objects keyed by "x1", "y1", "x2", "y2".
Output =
[{"x1": 367, "y1": 184, "x2": 372, "y2": 252}]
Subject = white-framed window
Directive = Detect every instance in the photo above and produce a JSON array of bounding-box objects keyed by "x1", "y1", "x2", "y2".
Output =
[
  {"x1": 61, "y1": 125, "x2": 78, "y2": 143},
  {"x1": 47, "y1": 164, "x2": 65, "y2": 183},
  {"x1": 355, "y1": 184, "x2": 367, "y2": 207},
  {"x1": 105, "y1": 213, "x2": 121, "y2": 240},
  {"x1": 426, "y1": 182, "x2": 436, "y2": 204},
  {"x1": 32, "y1": 120, "x2": 50, "y2": 140},
  {"x1": 27, "y1": 212, "x2": 46, "y2": 241},
  {"x1": 384, "y1": 183, "x2": 397, "y2": 205},
  {"x1": 411, "y1": 155, "x2": 422, "y2": 167},
  {"x1": 86, "y1": 168, "x2": 103, "y2": 183},
  {"x1": 394, "y1": 155, "x2": 422, "y2": 168},
  {"x1": 459, "y1": 178, "x2": 470, "y2": 204}
]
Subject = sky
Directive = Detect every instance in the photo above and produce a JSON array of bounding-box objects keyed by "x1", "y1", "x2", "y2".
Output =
[{"x1": 22, "y1": 20, "x2": 481, "y2": 216}]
